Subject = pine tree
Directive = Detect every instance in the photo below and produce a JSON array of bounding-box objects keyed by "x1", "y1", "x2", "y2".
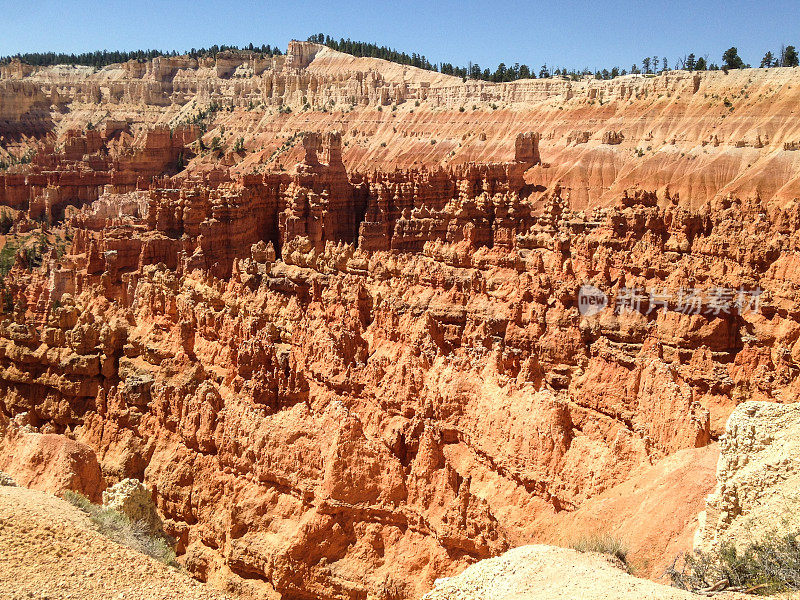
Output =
[
  {"x1": 761, "y1": 51, "x2": 775, "y2": 68},
  {"x1": 722, "y1": 47, "x2": 745, "y2": 70},
  {"x1": 783, "y1": 46, "x2": 799, "y2": 67}
]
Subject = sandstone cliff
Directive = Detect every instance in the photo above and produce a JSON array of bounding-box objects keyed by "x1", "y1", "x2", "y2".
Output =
[
  {"x1": 2, "y1": 42, "x2": 800, "y2": 207},
  {"x1": 695, "y1": 401, "x2": 800, "y2": 552}
]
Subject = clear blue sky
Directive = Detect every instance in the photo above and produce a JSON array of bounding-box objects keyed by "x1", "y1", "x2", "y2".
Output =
[{"x1": 2, "y1": 0, "x2": 798, "y2": 71}]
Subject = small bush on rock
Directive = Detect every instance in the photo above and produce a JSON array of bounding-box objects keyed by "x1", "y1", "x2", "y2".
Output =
[
  {"x1": 0, "y1": 212, "x2": 13, "y2": 235},
  {"x1": 64, "y1": 490, "x2": 177, "y2": 567},
  {"x1": 669, "y1": 533, "x2": 800, "y2": 595}
]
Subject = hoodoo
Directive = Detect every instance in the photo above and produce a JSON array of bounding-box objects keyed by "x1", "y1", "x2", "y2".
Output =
[{"x1": 2, "y1": 29, "x2": 800, "y2": 600}]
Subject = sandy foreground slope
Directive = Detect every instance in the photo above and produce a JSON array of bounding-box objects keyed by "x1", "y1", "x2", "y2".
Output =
[
  {"x1": 421, "y1": 545, "x2": 758, "y2": 600},
  {"x1": 0, "y1": 486, "x2": 234, "y2": 600}
]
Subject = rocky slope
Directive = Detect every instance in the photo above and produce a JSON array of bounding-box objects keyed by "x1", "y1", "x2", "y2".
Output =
[
  {"x1": 695, "y1": 401, "x2": 800, "y2": 552},
  {"x1": 541, "y1": 444, "x2": 719, "y2": 579},
  {"x1": 0, "y1": 43, "x2": 799, "y2": 599},
  {"x1": 0, "y1": 485, "x2": 238, "y2": 600}
]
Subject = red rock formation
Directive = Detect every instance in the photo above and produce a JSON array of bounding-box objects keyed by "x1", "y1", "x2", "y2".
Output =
[
  {"x1": 0, "y1": 431, "x2": 105, "y2": 502},
  {"x1": 5, "y1": 48, "x2": 800, "y2": 207},
  {"x1": 2, "y1": 44, "x2": 800, "y2": 599},
  {"x1": 0, "y1": 123, "x2": 195, "y2": 222},
  {"x1": 1, "y1": 128, "x2": 799, "y2": 597}
]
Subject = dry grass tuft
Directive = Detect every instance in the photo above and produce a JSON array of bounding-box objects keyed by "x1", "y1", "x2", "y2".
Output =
[
  {"x1": 569, "y1": 535, "x2": 631, "y2": 571},
  {"x1": 64, "y1": 490, "x2": 177, "y2": 567}
]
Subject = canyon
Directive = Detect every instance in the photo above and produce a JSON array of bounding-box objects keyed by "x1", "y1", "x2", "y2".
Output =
[{"x1": 1, "y1": 41, "x2": 800, "y2": 599}]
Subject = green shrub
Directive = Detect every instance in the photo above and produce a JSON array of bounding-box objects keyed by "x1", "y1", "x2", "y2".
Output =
[
  {"x1": 669, "y1": 534, "x2": 800, "y2": 595},
  {"x1": 64, "y1": 491, "x2": 177, "y2": 567},
  {"x1": 0, "y1": 240, "x2": 17, "y2": 275},
  {"x1": 0, "y1": 211, "x2": 12, "y2": 235},
  {"x1": 25, "y1": 245, "x2": 42, "y2": 268},
  {"x1": 0, "y1": 149, "x2": 36, "y2": 171},
  {"x1": 64, "y1": 489, "x2": 93, "y2": 511}
]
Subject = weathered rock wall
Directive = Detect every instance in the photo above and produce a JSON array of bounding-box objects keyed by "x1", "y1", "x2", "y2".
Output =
[
  {"x1": 1, "y1": 43, "x2": 800, "y2": 599},
  {"x1": 3, "y1": 43, "x2": 800, "y2": 207},
  {"x1": 695, "y1": 401, "x2": 800, "y2": 552},
  {"x1": 1, "y1": 143, "x2": 799, "y2": 596}
]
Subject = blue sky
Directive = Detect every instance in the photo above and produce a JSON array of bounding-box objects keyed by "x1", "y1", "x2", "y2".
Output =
[{"x1": 2, "y1": 0, "x2": 798, "y2": 71}]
